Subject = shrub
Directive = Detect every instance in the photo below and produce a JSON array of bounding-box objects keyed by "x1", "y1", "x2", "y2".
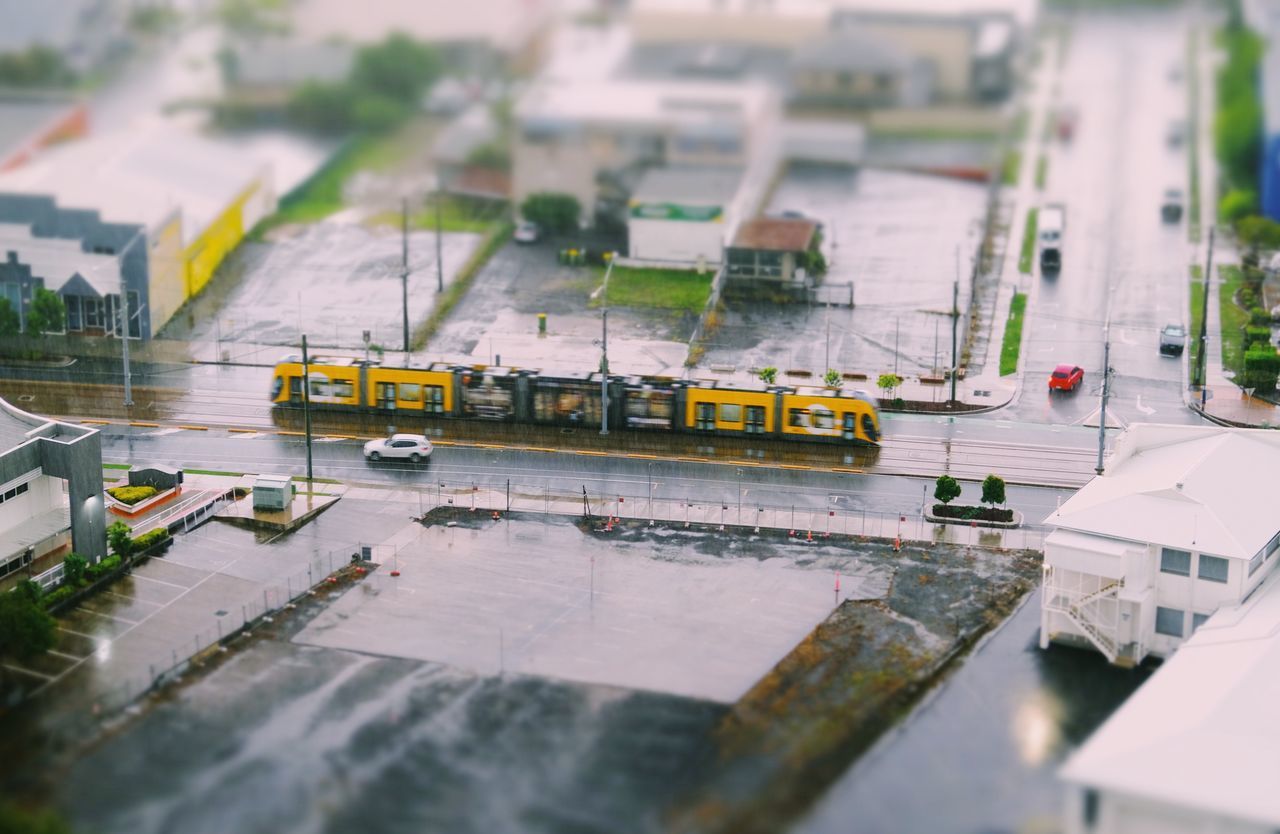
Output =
[
  {"x1": 25, "y1": 288, "x2": 65, "y2": 335},
  {"x1": 1245, "y1": 325, "x2": 1272, "y2": 349},
  {"x1": 0, "y1": 591, "x2": 56, "y2": 661},
  {"x1": 1242, "y1": 346, "x2": 1280, "y2": 393},
  {"x1": 520, "y1": 193, "x2": 581, "y2": 234},
  {"x1": 877, "y1": 373, "x2": 903, "y2": 398},
  {"x1": 934, "y1": 475, "x2": 961, "y2": 506},
  {"x1": 132, "y1": 528, "x2": 172, "y2": 552},
  {"x1": 106, "y1": 485, "x2": 158, "y2": 505},
  {"x1": 107, "y1": 520, "x2": 133, "y2": 559},
  {"x1": 758, "y1": 366, "x2": 778, "y2": 385},
  {"x1": 1240, "y1": 287, "x2": 1257, "y2": 309},
  {"x1": 40, "y1": 585, "x2": 77, "y2": 610},
  {"x1": 15, "y1": 580, "x2": 41, "y2": 605},
  {"x1": 823, "y1": 368, "x2": 842, "y2": 387},
  {"x1": 1250, "y1": 306, "x2": 1271, "y2": 326},
  {"x1": 62, "y1": 553, "x2": 88, "y2": 586},
  {"x1": 981, "y1": 474, "x2": 1007, "y2": 506},
  {"x1": 1237, "y1": 216, "x2": 1280, "y2": 254}
]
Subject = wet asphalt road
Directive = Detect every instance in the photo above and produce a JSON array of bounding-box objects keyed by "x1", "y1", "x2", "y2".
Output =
[{"x1": 1007, "y1": 12, "x2": 1197, "y2": 429}]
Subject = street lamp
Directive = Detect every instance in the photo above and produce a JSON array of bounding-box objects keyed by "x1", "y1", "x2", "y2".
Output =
[
  {"x1": 599, "y1": 252, "x2": 617, "y2": 436},
  {"x1": 114, "y1": 227, "x2": 147, "y2": 408}
]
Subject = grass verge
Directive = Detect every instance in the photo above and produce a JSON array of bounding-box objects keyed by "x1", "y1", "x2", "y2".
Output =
[
  {"x1": 411, "y1": 221, "x2": 514, "y2": 351},
  {"x1": 589, "y1": 267, "x2": 714, "y2": 313},
  {"x1": 1190, "y1": 263, "x2": 1205, "y2": 382},
  {"x1": 1035, "y1": 156, "x2": 1048, "y2": 190},
  {"x1": 999, "y1": 293, "x2": 1028, "y2": 376},
  {"x1": 103, "y1": 463, "x2": 132, "y2": 470},
  {"x1": 1220, "y1": 264, "x2": 1247, "y2": 377},
  {"x1": 1001, "y1": 149, "x2": 1021, "y2": 186},
  {"x1": 366, "y1": 194, "x2": 508, "y2": 235},
  {"x1": 184, "y1": 468, "x2": 246, "y2": 477},
  {"x1": 1018, "y1": 208, "x2": 1039, "y2": 274}
]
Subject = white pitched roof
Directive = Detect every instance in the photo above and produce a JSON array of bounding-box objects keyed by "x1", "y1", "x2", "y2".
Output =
[
  {"x1": 1044, "y1": 424, "x2": 1280, "y2": 560},
  {"x1": 0, "y1": 222, "x2": 121, "y2": 295},
  {"x1": 0, "y1": 120, "x2": 268, "y2": 245},
  {"x1": 1060, "y1": 565, "x2": 1280, "y2": 827}
]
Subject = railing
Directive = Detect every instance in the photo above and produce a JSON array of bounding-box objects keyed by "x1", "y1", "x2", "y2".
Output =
[
  {"x1": 1042, "y1": 566, "x2": 1124, "y2": 664},
  {"x1": 31, "y1": 561, "x2": 64, "y2": 592}
]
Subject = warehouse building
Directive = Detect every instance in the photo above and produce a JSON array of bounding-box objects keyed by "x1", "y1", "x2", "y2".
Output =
[{"x1": 0, "y1": 121, "x2": 275, "y2": 340}]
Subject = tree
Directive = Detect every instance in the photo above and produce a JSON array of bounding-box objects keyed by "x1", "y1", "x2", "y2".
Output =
[
  {"x1": 521, "y1": 193, "x2": 581, "y2": 234},
  {"x1": 877, "y1": 373, "x2": 902, "y2": 399},
  {"x1": 352, "y1": 34, "x2": 441, "y2": 105},
  {"x1": 287, "y1": 81, "x2": 357, "y2": 134},
  {"x1": 1236, "y1": 216, "x2": 1280, "y2": 255},
  {"x1": 24, "y1": 288, "x2": 64, "y2": 336},
  {"x1": 107, "y1": 521, "x2": 133, "y2": 560},
  {"x1": 934, "y1": 475, "x2": 961, "y2": 506},
  {"x1": 62, "y1": 553, "x2": 88, "y2": 587},
  {"x1": 981, "y1": 474, "x2": 1007, "y2": 507},
  {"x1": 758, "y1": 366, "x2": 778, "y2": 385},
  {"x1": 352, "y1": 94, "x2": 409, "y2": 132},
  {"x1": 823, "y1": 368, "x2": 842, "y2": 387},
  {"x1": 0, "y1": 297, "x2": 19, "y2": 338},
  {"x1": 1221, "y1": 189, "x2": 1258, "y2": 225},
  {"x1": 0, "y1": 802, "x2": 73, "y2": 834},
  {"x1": 14, "y1": 580, "x2": 41, "y2": 606},
  {"x1": 0, "y1": 592, "x2": 56, "y2": 664},
  {"x1": 0, "y1": 46, "x2": 75, "y2": 88},
  {"x1": 465, "y1": 143, "x2": 511, "y2": 171}
]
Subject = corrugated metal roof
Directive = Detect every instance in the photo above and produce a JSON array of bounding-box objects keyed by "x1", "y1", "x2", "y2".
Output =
[{"x1": 731, "y1": 217, "x2": 817, "y2": 251}]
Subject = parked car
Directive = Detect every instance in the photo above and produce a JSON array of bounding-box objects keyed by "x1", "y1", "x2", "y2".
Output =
[
  {"x1": 1049, "y1": 364, "x2": 1084, "y2": 392},
  {"x1": 1159, "y1": 323, "x2": 1187, "y2": 356},
  {"x1": 514, "y1": 221, "x2": 542, "y2": 244},
  {"x1": 1161, "y1": 188, "x2": 1184, "y2": 223},
  {"x1": 363, "y1": 434, "x2": 433, "y2": 463}
]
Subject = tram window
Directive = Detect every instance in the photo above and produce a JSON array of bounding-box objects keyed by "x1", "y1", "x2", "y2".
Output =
[
  {"x1": 745, "y1": 405, "x2": 765, "y2": 433},
  {"x1": 270, "y1": 376, "x2": 283, "y2": 400},
  {"x1": 788, "y1": 408, "x2": 808, "y2": 428},
  {"x1": 813, "y1": 410, "x2": 834, "y2": 429},
  {"x1": 309, "y1": 379, "x2": 331, "y2": 397},
  {"x1": 719, "y1": 403, "x2": 742, "y2": 423},
  {"x1": 695, "y1": 402, "x2": 715, "y2": 431},
  {"x1": 332, "y1": 380, "x2": 354, "y2": 399},
  {"x1": 399, "y1": 383, "x2": 422, "y2": 403},
  {"x1": 426, "y1": 386, "x2": 445, "y2": 413}
]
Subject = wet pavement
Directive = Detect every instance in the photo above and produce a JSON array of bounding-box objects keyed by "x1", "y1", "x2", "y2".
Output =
[
  {"x1": 700, "y1": 167, "x2": 986, "y2": 379},
  {"x1": 297, "y1": 517, "x2": 888, "y2": 702},
  {"x1": 160, "y1": 223, "x2": 482, "y2": 351}
]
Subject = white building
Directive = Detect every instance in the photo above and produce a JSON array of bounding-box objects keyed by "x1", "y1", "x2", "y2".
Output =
[
  {"x1": 1060, "y1": 564, "x2": 1280, "y2": 834},
  {"x1": 1040, "y1": 424, "x2": 1280, "y2": 666}
]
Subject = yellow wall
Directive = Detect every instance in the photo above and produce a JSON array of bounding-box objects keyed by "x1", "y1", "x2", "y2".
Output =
[
  {"x1": 367, "y1": 368, "x2": 454, "y2": 412},
  {"x1": 146, "y1": 212, "x2": 186, "y2": 335},
  {"x1": 183, "y1": 180, "x2": 264, "y2": 298}
]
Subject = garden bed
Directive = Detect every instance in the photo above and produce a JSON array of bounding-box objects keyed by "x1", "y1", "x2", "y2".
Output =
[{"x1": 925, "y1": 504, "x2": 1021, "y2": 528}]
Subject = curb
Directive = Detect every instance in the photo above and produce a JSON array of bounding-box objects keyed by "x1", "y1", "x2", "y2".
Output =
[{"x1": 923, "y1": 508, "x2": 1023, "y2": 529}]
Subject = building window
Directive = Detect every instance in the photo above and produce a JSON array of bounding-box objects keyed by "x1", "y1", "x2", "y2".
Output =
[
  {"x1": 719, "y1": 403, "x2": 742, "y2": 423},
  {"x1": 1198, "y1": 554, "x2": 1229, "y2": 584},
  {"x1": 1082, "y1": 788, "x2": 1099, "y2": 831},
  {"x1": 0, "y1": 481, "x2": 31, "y2": 504},
  {"x1": 1160, "y1": 547, "x2": 1191, "y2": 576},
  {"x1": 1192, "y1": 612, "x2": 1210, "y2": 633},
  {"x1": 65, "y1": 295, "x2": 82, "y2": 331},
  {"x1": 1155, "y1": 606, "x2": 1185, "y2": 637}
]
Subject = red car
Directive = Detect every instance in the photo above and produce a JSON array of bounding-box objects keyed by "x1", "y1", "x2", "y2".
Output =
[{"x1": 1049, "y1": 364, "x2": 1084, "y2": 392}]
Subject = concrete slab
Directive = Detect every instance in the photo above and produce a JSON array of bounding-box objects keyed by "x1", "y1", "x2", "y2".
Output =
[{"x1": 295, "y1": 518, "x2": 891, "y2": 703}]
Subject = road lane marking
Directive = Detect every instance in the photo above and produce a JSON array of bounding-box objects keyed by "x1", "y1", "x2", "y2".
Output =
[
  {"x1": 129, "y1": 421, "x2": 161, "y2": 428},
  {"x1": 677, "y1": 457, "x2": 709, "y2": 463},
  {"x1": 178, "y1": 425, "x2": 209, "y2": 431},
  {"x1": 78, "y1": 608, "x2": 139, "y2": 625},
  {"x1": 626, "y1": 453, "x2": 659, "y2": 459},
  {"x1": 2, "y1": 664, "x2": 52, "y2": 681},
  {"x1": 780, "y1": 464, "x2": 813, "y2": 471},
  {"x1": 575, "y1": 450, "x2": 608, "y2": 456},
  {"x1": 227, "y1": 427, "x2": 258, "y2": 433}
]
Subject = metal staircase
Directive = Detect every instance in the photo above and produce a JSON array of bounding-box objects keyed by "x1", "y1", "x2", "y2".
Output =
[{"x1": 1044, "y1": 570, "x2": 1135, "y2": 666}]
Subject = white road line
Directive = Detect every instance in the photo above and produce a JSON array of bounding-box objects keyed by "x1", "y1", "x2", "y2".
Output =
[
  {"x1": 103, "y1": 589, "x2": 163, "y2": 606},
  {"x1": 48, "y1": 649, "x2": 86, "y2": 662},
  {"x1": 76, "y1": 608, "x2": 140, "y2": 626},
  {"x1": 2, "y1": 663, "x2": 53, "y2": 681},
  {"x1": 129, "y1": 572, "x2": 195, "y2": 591}
]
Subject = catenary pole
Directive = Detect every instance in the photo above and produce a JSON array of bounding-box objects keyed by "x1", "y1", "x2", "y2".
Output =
[{"x1": 302, "y1": 334, "x2": 314, "y2": 482}]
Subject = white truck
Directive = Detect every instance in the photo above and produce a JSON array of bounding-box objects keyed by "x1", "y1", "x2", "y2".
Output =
[{"x1": 1039, "y1": 204, "x2": 1066, "y2": 274}]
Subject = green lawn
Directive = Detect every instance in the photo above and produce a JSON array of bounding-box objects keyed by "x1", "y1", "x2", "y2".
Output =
[
  {"x1": 1219, "y1": 264, "x2": 1247, "y2": 377},
  {"x1": 1018, "y1": 208, "x2": 1039, "y2": 274},
  {"x1": 589, "y1": 267, "x2": 713, "y2": 313},
  {"x1": 367, "y1": 194, "x2": 507, "y2": 235},
  {"x1": 1189, "y1": 263, "x2": 1204, "y2": 383},
  {"x1": 1001, "y1": 149, "x2": 1022, "y2": 186},
  {"x1": 999, "y1": 292, "x2": 1028, "y2": 376},
  {"x1": 1035, "y1": 155, "x2": 1048, "y2": 190}
]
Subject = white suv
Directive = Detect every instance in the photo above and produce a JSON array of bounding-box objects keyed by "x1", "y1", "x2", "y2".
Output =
[{"x1": 363, "y1": 434, "x2": 433, "y2": 463}]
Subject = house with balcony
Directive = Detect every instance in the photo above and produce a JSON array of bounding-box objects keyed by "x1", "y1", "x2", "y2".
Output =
[{"x1": 1039, "y1": 424, "x2": 1280, "y2": 667}]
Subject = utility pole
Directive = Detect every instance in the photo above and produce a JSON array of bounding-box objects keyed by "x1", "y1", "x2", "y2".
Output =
[
  {"x1": 119, "y1": 301, "x2": 133, "y2": 408},
  {"x1": 1096, "y1": 333, "x2": 1111, "y2": 475},
  {"x1": 949, "y1": 277, "x2": 959, "y2": 404},
  {"x1": 435, "y1": 183, "x2": 444, "y2": 293},
  {"x1": 301, "y1": 334, "x2": 314, "y2": 483},
  {"x1": 600, "y1": 253, "x2": 616, "y2": 436},
  {"x1": 893, "y1": 317, "x2": 900, "y2": 377},
  {"x1": 401, "y1": 197, "x2": 410, "y2": 353},
  {"x1": 825, "y1": 313, "x2": 830, "y2": 371},
  {"x1": 1198, "y1": 228, "x2": 1215, "y2": 406}
]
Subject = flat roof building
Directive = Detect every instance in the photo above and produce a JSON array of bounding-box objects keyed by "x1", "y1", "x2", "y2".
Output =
[{"x1": 0, "y1": 396, "x2": 106, "y2": 589}]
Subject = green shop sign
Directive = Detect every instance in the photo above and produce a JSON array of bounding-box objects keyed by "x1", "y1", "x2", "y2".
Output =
[{"x1": 629, "y1": 202, "x2": 724, "y2": 222}]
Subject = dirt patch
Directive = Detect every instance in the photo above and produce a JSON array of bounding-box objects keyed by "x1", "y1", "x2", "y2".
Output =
[{"x1": 667, "y1": 541, "x2": 1041, "y2": 834}]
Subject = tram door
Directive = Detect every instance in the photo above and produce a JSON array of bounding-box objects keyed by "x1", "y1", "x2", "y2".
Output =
[
  {"x1": 861, "y1": 413, "x2": 879, "y2": 442},
  {"x1": 695, "y1": 402, "x2": 715, "y2": 431},
  {"x1": 377, "y1": 382, "x2": 397, "y2": 410},
  {"x1": 289, "y1": 377, "x2": 302, "y2": 404},
  {"x1": 842, "y1": 413, "x2": 855, "y2": 441},
  {"x1": 745, "y1": 405, "x2": 766, "y2": 435}
]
